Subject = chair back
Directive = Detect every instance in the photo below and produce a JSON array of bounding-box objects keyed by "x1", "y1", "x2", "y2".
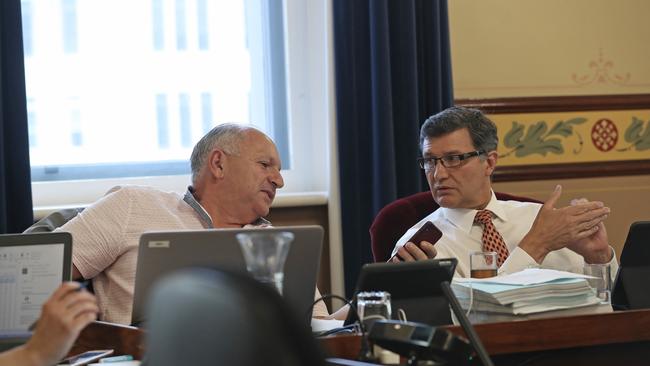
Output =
[
  {"x1": 369, "y1": 191, "x2": 542, "y2": 262},
  {"x1": 144, "y1": 268, "x2": 327, "y2": 366}
]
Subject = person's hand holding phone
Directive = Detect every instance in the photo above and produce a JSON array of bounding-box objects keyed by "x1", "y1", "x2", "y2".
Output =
[{"x1": 390, "y1": 222, "x2": 441, "y2": 262}]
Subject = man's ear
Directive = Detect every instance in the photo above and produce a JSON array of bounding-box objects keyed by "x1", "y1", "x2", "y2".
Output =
[
  {"x1": 484, "y1": 151, "x2": 498, "y2": 176},
  {"x1": 207, "y1": 149, "x2": 227, "y2": 179}
]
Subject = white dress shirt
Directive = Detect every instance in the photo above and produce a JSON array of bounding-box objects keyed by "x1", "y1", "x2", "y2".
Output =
[{"x1": 391, "y1": 191, "x2": 618, "y2": 278}]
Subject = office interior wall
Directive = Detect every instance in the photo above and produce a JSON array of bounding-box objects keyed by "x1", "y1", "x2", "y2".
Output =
[
  {"x1": 267, "y1": 205, "x2": 331, "y2": 296},
  {"x1": 449, "y1": 0, "x2": 650, "y2": 260},
  {"x1": 449, "y1": 0, "x2": 650, "y2": 99},
  {"x1": 493, "y1": 175, "x2": 650, "y2": 259}
]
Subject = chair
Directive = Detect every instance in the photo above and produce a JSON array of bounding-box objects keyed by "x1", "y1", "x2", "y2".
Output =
[
  {"x1": 143, "y1": 268, "x2": 327, "y2": 366},
  {"x1": 369, "y1": 191, "x2": 543, "y2": 262},
  {"x1": 23, "y1": 208, "x2": 83, "y2": 233}
]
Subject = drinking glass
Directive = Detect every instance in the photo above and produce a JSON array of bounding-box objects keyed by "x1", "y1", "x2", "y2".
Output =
[
  {"x1": 470, "y1": 251, "x2": 498, "y2": 278},
  {"x1": 584, "y1": 263, "x2": 611, "y2": 305},
  {"x1": 356, "y1": 291, "x2": 392, "y2": 330},
  {"x1": 236, "y1": 231, "x2": 293, "y2": 294}
]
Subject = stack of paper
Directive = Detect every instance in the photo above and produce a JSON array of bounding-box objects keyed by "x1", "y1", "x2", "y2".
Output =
[{"x1": 451, "y1": 268, "x2": 602, "y2": 315}]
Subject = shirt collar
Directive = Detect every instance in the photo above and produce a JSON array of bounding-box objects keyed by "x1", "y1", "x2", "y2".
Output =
[
  {"x1": 183, "y1": 186, "x2": 271, "y2": 228},
  {"x1": 439, "y1": 191, "x2": 509, "y2": 233}
]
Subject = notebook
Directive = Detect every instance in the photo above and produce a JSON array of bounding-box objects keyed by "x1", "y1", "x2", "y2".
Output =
[
  {"x1": 345, "y1": 258, "x2": 458, "y2": 327},
  {"x1": 612, "y1": 221, "x2": 650, "y2": 310},
  {"x1": 132, "y1": 226, "x2": 324, "y2": 326},
  {"x1": 0, "y1": 232, "x2": 72, "y2": 351}
]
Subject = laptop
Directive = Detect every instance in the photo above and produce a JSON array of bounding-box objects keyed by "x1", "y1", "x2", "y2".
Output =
[
  {"x1": 132, "y1": 225, "x2": 324, "y2": 326},
  {"x1": 0, "y1": 232, "x2": 72, "y2": 351},
  {"x1": 345, "y1": 258, "x2": 458, "y2": 327},
  {"x1": 612, "y1": 221, "x2": 650, "y2": 310}
]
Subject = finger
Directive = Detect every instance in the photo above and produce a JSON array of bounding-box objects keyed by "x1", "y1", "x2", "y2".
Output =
[
  {"x1": 49, "y1": 282, "x2": 82, "y2": 302},
  {"x1": 570, "y1": 198, "x2": 588, "y2": 206},
  {"x1": 407, "y1": 243, "x2": 429, "y2": 261},
  {"x1": 60, "y1": 290, "x2": 97, "y2": 309},
  {"x1": 390, "y1": 256, "x2": 401, "y2": 263},
  {"x1": 70, "y1": 312, "x2": 98, "y2": 334},
  {"x1": 578, "y1": 214, "x2": 608, "y2": 233},
  {"x1": 575, "y1": 207, "x2": 610, "y2": 222},
  {"x1": 397, "y1": 245, "x2": 415, "y2": 262},
  {"x1": 570, "y1": 201, "x2": 605, "y2": 215},
  {"x1": 543, "y1": 185, "x2": 562, "y2": 210},
  {"x1": 419, "y1": 242, "x2": 437, "y2": 259},
  {"x1": 575, "y1": 224, "x2": 601, "y2": 239}
]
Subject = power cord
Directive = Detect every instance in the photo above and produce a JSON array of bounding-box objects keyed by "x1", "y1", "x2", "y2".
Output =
[{"x1": 307, "y1": 294, "x2": 375, "y2": 362}]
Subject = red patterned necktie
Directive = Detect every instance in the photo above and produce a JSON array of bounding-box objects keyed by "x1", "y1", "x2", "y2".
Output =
[{"x1": 474, "y1": 209, "x2": 509, "y2": 267}]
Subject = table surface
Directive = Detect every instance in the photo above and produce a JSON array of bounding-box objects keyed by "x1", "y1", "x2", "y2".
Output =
[{"x1": 72, "y1": 309, "x2": 650, "y2": 364}]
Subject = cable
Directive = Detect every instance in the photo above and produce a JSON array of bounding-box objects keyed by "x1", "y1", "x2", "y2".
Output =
[{"x1": 307, "y1": 294, "x2": 375, "y2": 362}]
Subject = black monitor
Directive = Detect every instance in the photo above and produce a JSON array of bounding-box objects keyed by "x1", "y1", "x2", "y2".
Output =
[
  {"x1": 612, "y1": 221, "x2": 650, "y2": 310},
  {"x1": 346, "y1": 258, "x2": 457, "y2": 327}
]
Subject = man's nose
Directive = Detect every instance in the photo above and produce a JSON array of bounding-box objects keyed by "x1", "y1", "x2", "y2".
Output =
[
  {"x1": 271, "y1": 170, "x2": 284, "y2": 189},
  {"x1": 432, "y1": 161, "x2": 448, "y2": 180}
]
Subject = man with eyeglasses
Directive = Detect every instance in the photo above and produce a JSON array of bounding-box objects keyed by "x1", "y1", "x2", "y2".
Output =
[{"x1": 390, "y1": 107, "x2": 617, "y2": 278}]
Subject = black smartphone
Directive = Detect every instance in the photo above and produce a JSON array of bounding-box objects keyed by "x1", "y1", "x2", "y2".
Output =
[{"x1": 389, "y1": 221, "x2": 443, "y2": 262}]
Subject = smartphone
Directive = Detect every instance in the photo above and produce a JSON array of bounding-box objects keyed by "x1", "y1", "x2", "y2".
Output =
[
  {"x1": 389, "y1": 221, "x2": 443, "y2": 262},
  {"x1": 59, "y1": 350, "x2": 114, "y2": 366},
  {"x1": 407, "y1": 221, "x2": 442, "y2": 246}
]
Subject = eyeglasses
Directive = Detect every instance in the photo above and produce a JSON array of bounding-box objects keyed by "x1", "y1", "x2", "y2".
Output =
[{"x1": 417, "y1": 150, "x2": 485, "y2": 170}]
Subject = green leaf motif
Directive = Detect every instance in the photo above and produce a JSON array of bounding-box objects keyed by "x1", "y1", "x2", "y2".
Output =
[
  {"x1": 504, "y1": 121, "x2": 525, "y2": 149},
  {"x1": 546, "y1": 118, "x2": 587, "y2": 138},
  {"x1": 516, "y1": 138, "x2": 564, "y2": 157},
  {"x1": 624, "y1": 117, "x2": 644, "y2": 143},
  {"x1": 501, "y1": 119, "x2": 583, "y2": 158},
  {"x1": 620, "y1": 118, "x2": 650, "y2": 151}
]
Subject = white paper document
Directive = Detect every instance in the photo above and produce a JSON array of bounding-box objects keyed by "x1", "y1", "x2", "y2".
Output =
[{"x1": 454, "y1": 268, "x2": 591, "y2": 286}]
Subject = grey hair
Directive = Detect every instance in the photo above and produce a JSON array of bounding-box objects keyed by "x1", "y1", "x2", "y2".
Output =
[
  {"x1": 419, "y1": 106, "x2": 498, "y2": 153},
  {"x1": 190, "y1": 123, "x2": 252, "y2": 184}
]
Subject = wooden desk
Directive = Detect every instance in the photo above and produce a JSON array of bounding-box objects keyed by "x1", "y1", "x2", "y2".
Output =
[
  {"x1": 320, "y1": 309, "x2": 650, "y2": 365},
  {"x1": 69, "y1": 321, "x2": 144, "y2": 360},
  {"x1": 73, "y1": 310, "x2": 650, "y2": 364}
]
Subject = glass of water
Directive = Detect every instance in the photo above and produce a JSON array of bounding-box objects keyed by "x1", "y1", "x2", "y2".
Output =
[
  {"x1": 236, "y1": 231, "x2": 293, "y2": 294},
  {"x1": 356, "y1": 291, "x2": 392, "y2": 330}
]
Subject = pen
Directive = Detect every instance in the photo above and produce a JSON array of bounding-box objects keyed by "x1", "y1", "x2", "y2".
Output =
[{"x1": 99, "y1": 355, "x2": 134, "y2": 363}]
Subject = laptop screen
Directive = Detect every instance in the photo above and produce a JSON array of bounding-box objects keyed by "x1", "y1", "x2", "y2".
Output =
[{"x1": 0, "y1": 233, "x2": 72, "y2": 335}]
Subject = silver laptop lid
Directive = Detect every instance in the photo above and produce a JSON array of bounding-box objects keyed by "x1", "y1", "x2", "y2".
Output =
[
  {"x1": 132, "y1": 225, "x2": 323, "y2": 326},
  {"x1": 0, "y1": 232, "x2": 72, "y2": 338}
]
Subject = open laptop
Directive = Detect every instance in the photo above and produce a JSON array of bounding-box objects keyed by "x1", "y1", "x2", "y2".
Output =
[
  {"x1": 345, "y1": 258, "x2": 458, "y2": 327},
  {"x1": 132, "y1": 225, "x2": 324, "y2": 326},
  {"x1": 0, "y1": 232, "x2": 72, "y2": 351},
  {"x1": 612, "y1": 221, "x2": 650, "y2": 310}
]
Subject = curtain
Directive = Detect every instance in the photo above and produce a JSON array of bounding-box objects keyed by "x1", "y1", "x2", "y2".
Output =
[
  {"x1": 0, "y1": 0, "x2": 34, "y2": 233},
  {"x1": 333, "y1": 0, "x2": 454, "y2": 295}
]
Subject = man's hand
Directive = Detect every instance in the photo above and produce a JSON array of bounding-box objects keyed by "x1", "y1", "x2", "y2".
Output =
[
  {"x1": 567, "y1": 198, "x2": 612, "y2": 263},
  {"x1": 519, "y1": 185, "x2": 610, "y2": 263},
  {"x1": 391, "y1": 241, "x2": 437, "y2": 262},
  {"x1": 24, "y1": 282, "x2": 98, "y2": 366}
]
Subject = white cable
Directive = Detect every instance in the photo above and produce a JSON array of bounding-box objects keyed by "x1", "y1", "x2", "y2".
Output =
[
  {"x1": 397, "y1": 308, "x2": 407, "y2": 322},
  {"x1": 466, "y1": 280, "x2": 474, "y2": 318}
]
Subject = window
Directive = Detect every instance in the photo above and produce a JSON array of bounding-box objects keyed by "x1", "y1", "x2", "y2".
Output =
[{"x1": 23, "y1": 0, "x2": 329, "y2": 210}]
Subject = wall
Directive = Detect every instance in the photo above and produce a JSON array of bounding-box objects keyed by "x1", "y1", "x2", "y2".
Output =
[
  {"x1": 494, "y1": 175, "x2": 650, "y2": 259},
  {"x1": 267, "y1": 204, "x2": 331, "y2": 298},
  {"x1": 449, "y1": 0, "x2": 650, "y2": 260},
  {"x1": 449, "y1": 0, "x2": 650, "y2": 99}
]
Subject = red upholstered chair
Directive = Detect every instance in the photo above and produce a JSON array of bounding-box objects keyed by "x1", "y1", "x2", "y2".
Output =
[{"x1": 369, "y1": 191, "x2": 543, "y2": 262}]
